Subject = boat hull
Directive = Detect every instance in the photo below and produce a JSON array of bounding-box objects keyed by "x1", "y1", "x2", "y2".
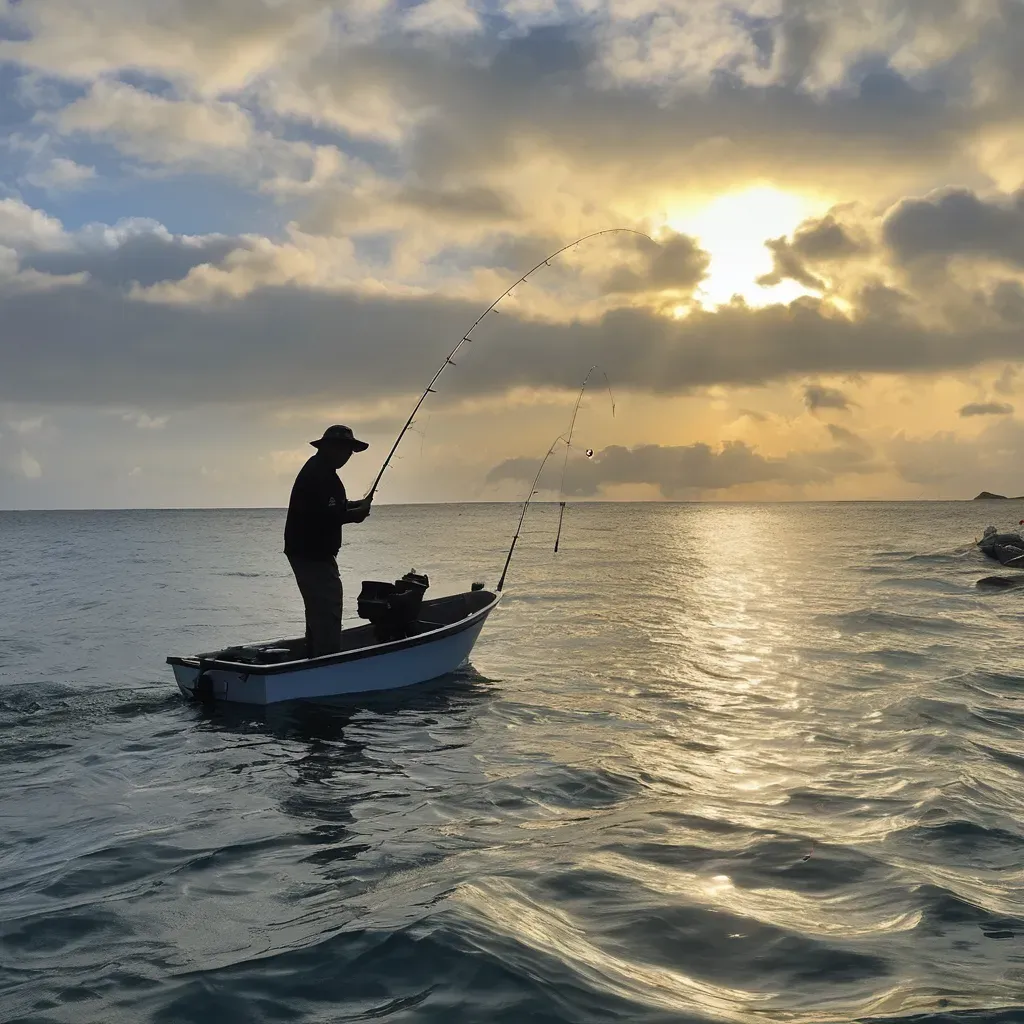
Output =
[{"x1": 169, "y1": 590, "x2": 498, "y2": 706}]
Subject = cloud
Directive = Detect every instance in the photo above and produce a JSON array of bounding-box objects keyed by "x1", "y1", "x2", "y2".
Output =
[
  {"x1": 0, "y1": 198, "x2": 66, "y2": 250},
  {"x1": 789, "y1": 214, "x2": 865, "y2": 261},
  {"x1": 121, "y1": 411, "x2": 169, "y2": 429},
  {"x1": 759, "y1": 238, "x2": 827, "y2": 292},
  {"x1": 0, "y1": 0, "x2": 335, "y2": 93},
  {"x1": 883, "y1": 188, "x2": 1024, "y2": 268},
  {"x1": 22, "y1": 223, "x2": 248, "y2": 288},
  {"x1": 825, "y1": 423, "x2": 870, "y2": 450},
  {"x1": 56, "y1": 80, "x2": 254, "y2": 163},
  {"x1": 23, "y1": 156, "x2": 96, "y2": 190},
  {"x1": 6, "y1": 1, "x2": 1024, "y2": 509},
  {"x1": 5, "y1": 0, "x2": 988, "y2": 238},
  {"x1": 959, "y1": 401, "x2": 1014, "y2": 417},
  {"x1": 889, "y1": 418, "x2": 1024, "y2": 494},
  {"x1": 603, "y1": 232, "x2": 710, "y2": 295},
  {"x1": 803, "y1": 384, "x2": 851, "y2": 413},
  {"x1": 2, "y1": 0, "x2": 1022, "y2": 217},
  {"x1": 395, "y1": 185, "x2": 520, "y2": 223},
  {"x1": 8, "y1": 232, "x2": 1024, "y2": 411},
  {"x1": 403, "y1": 0, "x2": 480, "y2": 37},
  {"x1": 737, "y1": 408, "x2": 768, "y2": 422},
  {"x1": 487, "y1": 430, "x2": 876, "y2": 499},
  {"x1": 759, "y1": 212, "x2": 868, "y2": 290}
]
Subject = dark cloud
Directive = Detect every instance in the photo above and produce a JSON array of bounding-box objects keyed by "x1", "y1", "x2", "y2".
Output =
[
  {"x1": 8, "y1": 268, "x2": 1024, "y2": 408},
  {"x1": 21, "y1": 230, "x2": 246, "y2": 287},
  {"x1": 758, "y1": 213, "x2": 866, "y2": 290},
  {"x1": 804, "y1": 384, "x2": 851, "y2": 413},
  {"x1": 773, "y1": 7, "x2": 826, "y2": 87},
  {"x1": 603, "y1": 232, "x2": 709, "y2": 294},
  {"x1": 857, "y1": 281, "x2": 912, "y2": 321},
  {"x1": 758, "y1": 237, "x2": 826, "y2": 291},
  {"x1": 883, "y1": 188, "x2": 1024, "y2": 267},
  {"x1": 485, "y1": 233, "x2": 567, "y2": 273},
  {"x1": 395, "y1": 185, "x2": 520, "y2": 222},
  {"x1": 991, "y1": 280, "x2": 1024, "y2": 323},
  {"x1": 791, "y1": 214, "x2": 865, "y2": 260},
  {"x1": 959, "y1": 401, "x2": 1014, "y2": 417},
  {"x1": 487, "y1": 434, "x2": 876, "y2": 498},
  {"x1": 296, "y1": 34, "x2": 964, "y2": 203},
  {"x1": 826, "y1": 423, "x2": 870, "y2": 450}
]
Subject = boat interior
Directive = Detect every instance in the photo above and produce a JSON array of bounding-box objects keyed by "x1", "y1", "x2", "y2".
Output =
[{"x1": 189, "y1": 589, "x2": 496, "y2": 667}]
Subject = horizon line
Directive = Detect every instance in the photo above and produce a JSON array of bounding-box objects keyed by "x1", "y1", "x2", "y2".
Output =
[{"x1": 1, "y1": 497, "x2": 1016, "y2": 513}]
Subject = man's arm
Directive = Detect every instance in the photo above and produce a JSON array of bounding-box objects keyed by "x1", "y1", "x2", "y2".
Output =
[{"x1": 342, "y1": 494, "x2": 372, "y2": 523}]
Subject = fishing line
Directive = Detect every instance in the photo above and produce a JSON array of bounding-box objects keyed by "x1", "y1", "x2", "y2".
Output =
[
  {"x1": 365, "y1": 227, "x2": 651, "y2": 500},
  {"x1": 496, "y1": 433, "x2": 569, "y2": 593},
  {"x1": 498, "y1": 367, "x2": 616, "y2": 590},
  {"x1": 553, "y1": 365, "x2": 615, "y2": 554}
]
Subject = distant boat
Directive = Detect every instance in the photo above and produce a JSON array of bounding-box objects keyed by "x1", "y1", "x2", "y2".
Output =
[{"x1": 168, "y1": 581, "x2": 499, "y2": 705}]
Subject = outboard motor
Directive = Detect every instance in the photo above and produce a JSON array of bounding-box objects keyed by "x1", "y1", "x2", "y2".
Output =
[{"x1": 357, "y1": 570, "x2": 430, "y2": 642}]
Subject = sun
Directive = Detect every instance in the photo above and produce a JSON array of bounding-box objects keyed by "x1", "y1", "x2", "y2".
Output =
[{"x1": 665, "y1": 185, "x2": 828, "y2": 309}]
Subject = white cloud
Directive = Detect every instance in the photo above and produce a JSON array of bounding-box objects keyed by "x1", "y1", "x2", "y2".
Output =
[
  {"x1": 0, "y1": 0, "x2": 339, "y2": 94},
  {"x1": 24, "y1": 157, "x2": 97, "y2": 191},
  {"x1": 0, "y1": 198, "x2": 67, "y2": 250},
  {"x1": 57, "y1": 81, "x2": 254, "y2": 162},
  {"x1": 403, "y1": 0, "x2": 481, "y2": 36},
  {"x1": 51, "y1": 80, "x2": 357, "y2": 196},
  {"x1": 120, "y1": 411, "x2": 170, "y2": 429}
]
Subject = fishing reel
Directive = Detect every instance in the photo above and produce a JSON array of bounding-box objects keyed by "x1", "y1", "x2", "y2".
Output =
[{"x1": 357, "y1": 569, "x2": 430, "y2": 642}]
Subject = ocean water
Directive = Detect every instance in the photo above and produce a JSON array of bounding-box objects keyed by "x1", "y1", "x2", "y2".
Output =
[{"x1": 2, "y1": 501, "x2": 1024, "y2": 1024}]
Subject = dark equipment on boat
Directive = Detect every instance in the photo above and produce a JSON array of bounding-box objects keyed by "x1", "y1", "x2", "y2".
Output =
[
  {"x1": 357, "y1": 570, "x2": 430, "y2": 642},
  {"x1": 978, "y1": 526, "x2": 1024, "y2": 567}
]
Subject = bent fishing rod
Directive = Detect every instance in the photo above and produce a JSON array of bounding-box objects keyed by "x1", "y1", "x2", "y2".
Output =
[{"x1": 364, "y1": 227, "x2": 650, "y2": 501}]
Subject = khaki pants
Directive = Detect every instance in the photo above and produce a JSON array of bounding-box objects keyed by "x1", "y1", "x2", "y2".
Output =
[{"x1": 287, "y1": 556, "x2": 343, "y2": 658}]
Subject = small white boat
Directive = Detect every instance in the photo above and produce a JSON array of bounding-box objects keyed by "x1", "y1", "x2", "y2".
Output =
[{"x1": 168, "y1": 586, "x2": 500, "y2": 706}]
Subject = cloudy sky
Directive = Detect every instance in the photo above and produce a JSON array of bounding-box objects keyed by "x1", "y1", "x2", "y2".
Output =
[{"x1": 3, "y1": 0, "x2": 1024, "y2": 508}]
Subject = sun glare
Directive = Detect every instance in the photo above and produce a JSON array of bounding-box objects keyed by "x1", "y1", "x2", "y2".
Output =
[{"x1": 666, "y1": 186, "x2": 826, "y2": 309}]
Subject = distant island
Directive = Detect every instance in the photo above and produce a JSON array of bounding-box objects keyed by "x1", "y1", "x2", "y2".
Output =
[{"x1": 974, "y1": 491, "x2": 1024, "y2": 500}]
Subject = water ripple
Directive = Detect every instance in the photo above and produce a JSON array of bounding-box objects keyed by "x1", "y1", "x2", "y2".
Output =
[{"x1": 2, "y1": 504, "x2": 1024, "y2": 1023}]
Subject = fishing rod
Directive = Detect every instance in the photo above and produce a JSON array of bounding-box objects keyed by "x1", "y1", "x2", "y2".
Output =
[
  {"x1": 496, "y1": 433, "x2": 569, "y2": 593},
  {"x1": 497, "y1": 367, "x2": 613, "y2": 591},
  {"x1": 553, "y1": 365, "x2": 614, "y2": 554},
  {"x1": 364, "y1": 227, "x2": 650, "y2": 500}
]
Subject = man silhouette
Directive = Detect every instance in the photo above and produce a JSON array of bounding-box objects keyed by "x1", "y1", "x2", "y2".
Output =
[{"x1": 284, "y1": 425, "x2": 372, "y2": 657}]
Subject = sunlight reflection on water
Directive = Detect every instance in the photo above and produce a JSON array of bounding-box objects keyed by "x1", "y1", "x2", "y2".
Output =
[{"x1": 2, "y1": 503, "x2": 1024, "y2": 1022}]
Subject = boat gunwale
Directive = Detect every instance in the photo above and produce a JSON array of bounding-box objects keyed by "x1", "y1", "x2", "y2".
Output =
[{"x1": 166, "y1": 590, "x2": 500, "y2": 676}]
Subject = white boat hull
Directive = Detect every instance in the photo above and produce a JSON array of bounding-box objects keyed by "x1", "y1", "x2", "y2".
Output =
[{"x1": 168, "y1": 589, "x2": 499, "y2": 706}]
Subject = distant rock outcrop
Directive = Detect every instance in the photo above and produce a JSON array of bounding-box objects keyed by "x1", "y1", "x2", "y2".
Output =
[{"x1": 974, "y1": 491, "x2": 1024, "y2": 499}]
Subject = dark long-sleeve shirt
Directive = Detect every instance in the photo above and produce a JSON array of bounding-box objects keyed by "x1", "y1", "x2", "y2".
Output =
[{"x1": 283, "y1": 454, "x2": 363, "y2": 561}]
